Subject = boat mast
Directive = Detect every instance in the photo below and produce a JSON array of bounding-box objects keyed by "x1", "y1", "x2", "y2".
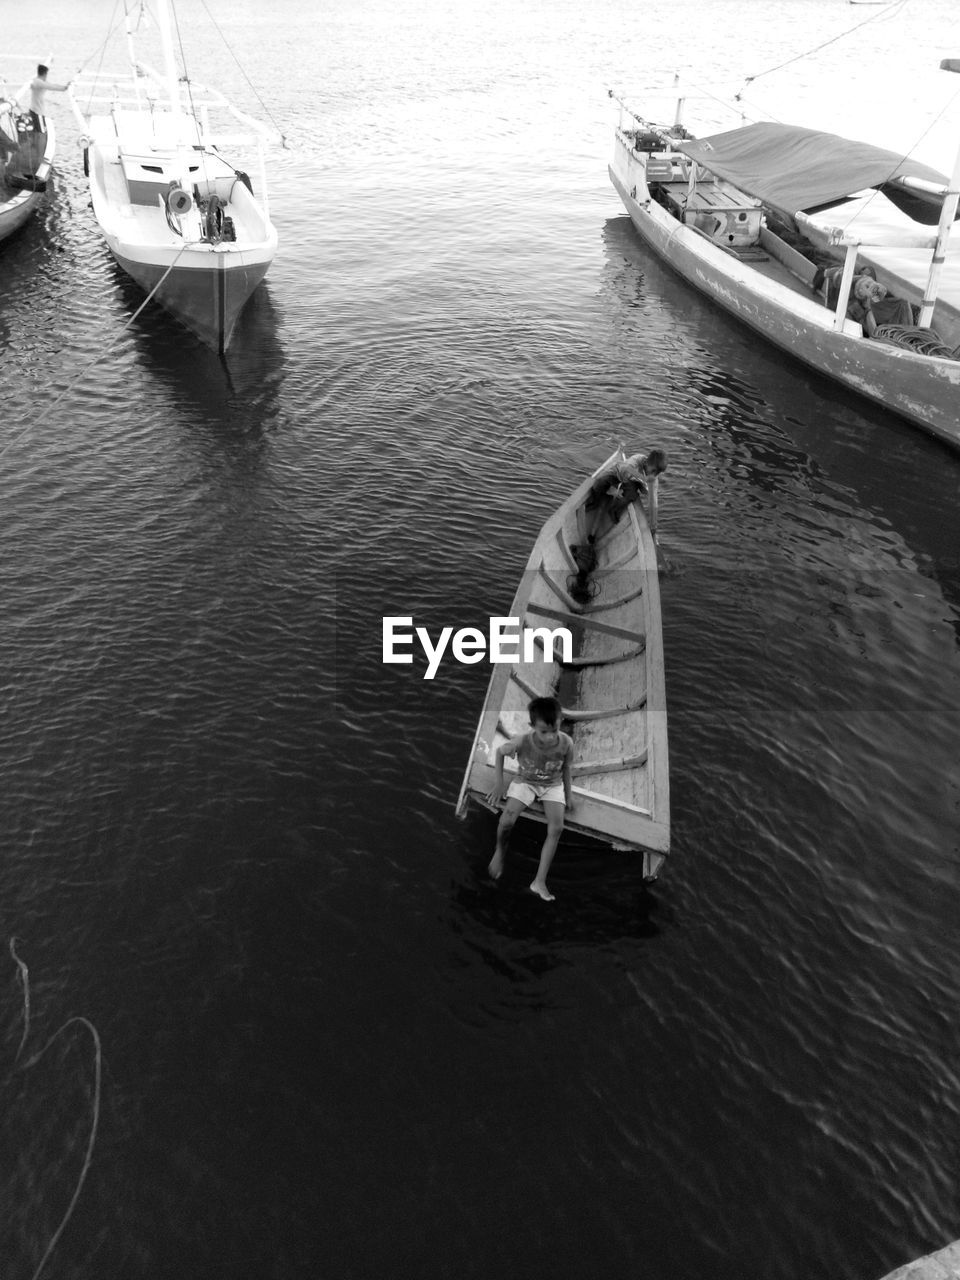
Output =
[
  {"x1": 155, "y1": 0, "x2": 182, "y2": 127},
  {"x1": 123, "y1": 1, "x2": 143, "y2": 107},
  {"x1": 918, "y1": 59, "x2": 960, "y2": 327}
]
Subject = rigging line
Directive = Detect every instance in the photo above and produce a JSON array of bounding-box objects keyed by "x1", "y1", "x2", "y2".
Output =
[
  {"x1": 75, "y1": 0, "x2": 124, "y2": 83},
  {"x1": 0, "y1": 243, "x2": 192, "y2": 466},
  {"x1": 79, "y1": 0, "x2": 123, "y2": 117},
  {"x1": 735, "y1": 0, "x2": 910, "y2": 97},
  {"x1": 195, "y1": 0, "x2": 288, "y2": 146},
  {"x1": 842, "y1": 78, "x2": 960, "y2": 224},
  {"x1": 169, "y1": 0, "x2": 211, "y2": 183}
]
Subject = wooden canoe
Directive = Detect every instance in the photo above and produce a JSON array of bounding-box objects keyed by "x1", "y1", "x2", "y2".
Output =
[
  {"x1": 456, "y1": 451, "x2": 670, "y2": 881},
  {"x1": 0, "y1": 108, "x2": 54, "y2": 246}
]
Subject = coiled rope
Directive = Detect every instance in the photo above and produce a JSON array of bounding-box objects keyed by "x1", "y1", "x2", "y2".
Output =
[
  {"x1": 0, "y1": 241, "x2": 192, "y2": 465},
  {"x1": 8, "y1": 939, "x2": 102, "y2": 1280}
]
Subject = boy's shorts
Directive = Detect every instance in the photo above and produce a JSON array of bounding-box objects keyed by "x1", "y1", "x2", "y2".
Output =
[{"x1": 507, "y1": 780, "x2": 566, "y2": 807}]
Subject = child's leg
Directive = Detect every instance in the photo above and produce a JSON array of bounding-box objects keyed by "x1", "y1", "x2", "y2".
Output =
[
  {"x1": 530, "y1": 801, "x2": 564, "y2": 901},
  {"x1": 489, "y1": 797, "x2": 526, "y2": 879}
]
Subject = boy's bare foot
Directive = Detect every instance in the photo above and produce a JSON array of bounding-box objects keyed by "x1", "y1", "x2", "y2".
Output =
[
  {"x1": 488, "y1": 851, "x2": 504, "y2": 880},
  {"x1": 529, "y1": 880, "x2": 555, "y2": 902}
]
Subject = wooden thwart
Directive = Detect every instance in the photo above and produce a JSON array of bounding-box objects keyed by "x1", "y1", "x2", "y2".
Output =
[
  {"x1": 527, "y1": 600, "x2": 645, "y2": 645},
  {"x1": 511, "y1": 669, "x2": 647, "y2": 721}
]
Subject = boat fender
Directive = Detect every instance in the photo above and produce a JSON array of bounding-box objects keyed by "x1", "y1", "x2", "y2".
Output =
[
  {"x1": 234, "y1": 169, "x2": 253, "y2": 195},
  {"x1": 167, "y1": 183, "x2": 192, "y2": 217},
  {"x1": 77, "y1": 135, "x2": 92, "y2": 178},
  {"x1": 204, "y1": 193, "x2": 224, "y2": 244}
]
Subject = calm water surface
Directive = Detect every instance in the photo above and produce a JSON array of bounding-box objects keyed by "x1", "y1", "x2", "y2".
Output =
[{"x1": 1, "y1": 1, "x2": 959, "y2": 1277}]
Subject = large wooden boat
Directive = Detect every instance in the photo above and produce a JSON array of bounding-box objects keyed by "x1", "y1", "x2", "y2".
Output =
[
  {"x1": 456, "y1": 451, "x2": 670, "y2": 881},
  {"x1": 0, "y1": 66, "x2": 55, "y2": 246},
  {"x1": 69, "y1": 0, "x2": 277, "y2": 353},
  {"x1": 608, "y1": 68, "x2": 960, "y2": 451}
]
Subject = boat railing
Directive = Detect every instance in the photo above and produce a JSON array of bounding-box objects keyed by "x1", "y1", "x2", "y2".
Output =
[
  {"x1": 610, "y1": 78, "x2": 753, "y2": 137},
  {"x1": 69, "y1": 67, "x2": 277, "y2": 219}
]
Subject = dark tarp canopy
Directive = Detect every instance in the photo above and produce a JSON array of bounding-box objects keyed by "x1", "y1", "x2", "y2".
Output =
[{"x1": 676, "y1": 122, "x2": 950, "y2": 224}]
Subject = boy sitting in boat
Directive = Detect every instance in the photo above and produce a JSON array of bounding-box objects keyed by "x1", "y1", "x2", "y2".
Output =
[
  {"x1": 585, "y1": 447, "x2": 667, "y2": 540},
  {"x1": 486, "y1": 695, "x2": 573, "y2": 902}
]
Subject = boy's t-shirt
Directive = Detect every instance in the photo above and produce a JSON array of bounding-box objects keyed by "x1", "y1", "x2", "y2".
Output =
[{"x1": 510, "y1": 731, "x2": 573, "y2": 785}]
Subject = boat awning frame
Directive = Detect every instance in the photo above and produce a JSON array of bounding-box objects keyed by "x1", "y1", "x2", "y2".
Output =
[{"x1": 675, "y1": 122, "x2": 949, "y2": 224}]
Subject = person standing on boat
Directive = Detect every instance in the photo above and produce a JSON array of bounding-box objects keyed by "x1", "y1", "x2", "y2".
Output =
[
  {"x1": 24, "y1": 66, "x2": 72, "y2": 133},
  {"x1": 486, "y1": 696, "x2": 574, "y2": 902},
  {"x1": 585, "y1": 447, "x2": 668, "y2": 539}
]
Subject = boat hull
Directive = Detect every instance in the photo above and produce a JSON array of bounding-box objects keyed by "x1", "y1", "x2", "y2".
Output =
[
  {"x1": 0, "y1": 117, "x2": 54, "y2": 245},
  {"x1": 82, "y1": 112, "x2": 277, "y2": 352},
  {"x1": 456, "y1": 452, "x2": 670, "y2": 880},
  {"x1": 112, "y1": 246, "x2": 271, "y2": 352},
  {"x1": 609, "y1": 157, "x2": 960, "y2": 450}
]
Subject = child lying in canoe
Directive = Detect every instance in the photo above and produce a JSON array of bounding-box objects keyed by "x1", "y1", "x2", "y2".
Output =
[{"x1": 486, "y1": 695, "x2": 573, "y2": 902}]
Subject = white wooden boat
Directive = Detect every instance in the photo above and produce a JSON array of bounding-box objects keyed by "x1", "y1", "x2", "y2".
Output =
[
  {"x1": 69, "y1": 0, "x2": 277, "y2": 353},
  {"x1": 0, "y1": 62, "x2": 55, "y2": 246},
  {"x1": 456, "y1": 451, "x2": 670, "y2": 881},
  {"x1": 608, "y1": 68, "x2": 960, "y2": 451}
]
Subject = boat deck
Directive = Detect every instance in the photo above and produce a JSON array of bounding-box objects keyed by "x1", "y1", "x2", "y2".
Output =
[{"x1": 94, "y1": 145, "x2": 266, "y2": 250}]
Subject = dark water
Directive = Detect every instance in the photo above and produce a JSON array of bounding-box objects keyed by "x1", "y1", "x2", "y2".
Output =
[{"x1": 2, "y1": 2, "x2": 960, "y2": 1277}]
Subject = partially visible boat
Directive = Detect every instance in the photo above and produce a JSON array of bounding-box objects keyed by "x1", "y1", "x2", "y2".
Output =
[
  {"x1": 608, "y1": 69, "x2": 960, "y2": 451},
  {"x1": 0, "y1": 61, "x2": 55, "y2": 246},
  {"x1": 456, "y1": 451, "x2": 670, "y2": 881},
  {"x1": 69, "y1": 0, "x2": 278, "y2": 353}
]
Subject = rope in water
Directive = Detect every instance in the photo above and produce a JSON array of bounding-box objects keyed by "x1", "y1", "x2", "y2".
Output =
[
  {"x1": 8, "y1": 940, "x2": 102, "y2": 1280},
  {"x1": 0, "y1": 241, "x2": 191, "y2": 465}
]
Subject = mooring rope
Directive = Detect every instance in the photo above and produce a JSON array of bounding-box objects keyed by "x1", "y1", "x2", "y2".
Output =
[
  {"x1": 7, "y1": 940, "x2": 103, "y2": 1280},
  {"x1": 735, "y1": 0, "x2": 911, "y2": 99},
  {"x1": 0, "y1": 241, "x2": 192, "y2": 465}
]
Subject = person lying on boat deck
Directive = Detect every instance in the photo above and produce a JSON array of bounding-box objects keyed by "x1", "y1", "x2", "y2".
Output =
[
  {"x1": 585, "y1": 447, "x2": 668, "y2": 540},
  {"x1": 24, "y1": 66, "x2": 71, "y2": 132},
  {"x1": 815, "y1": 266, "x2": 915, "y2": 335},
  {"x1": 486, "y1": 695, "x2": 573, "y2": 902}
]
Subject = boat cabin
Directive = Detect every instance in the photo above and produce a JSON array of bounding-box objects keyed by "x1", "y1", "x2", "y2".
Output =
[{"x1": 120, "y1": 152, "x2": 200, "y2": 205}]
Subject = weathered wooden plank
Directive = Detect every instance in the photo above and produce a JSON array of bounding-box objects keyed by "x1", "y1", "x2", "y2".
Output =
[
  {"x1": 572, "y1": 751, "x2": 648, "y2": 776},
  {"x1": 511, "y1": 669, "x2": 647, "y2": 721}
]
